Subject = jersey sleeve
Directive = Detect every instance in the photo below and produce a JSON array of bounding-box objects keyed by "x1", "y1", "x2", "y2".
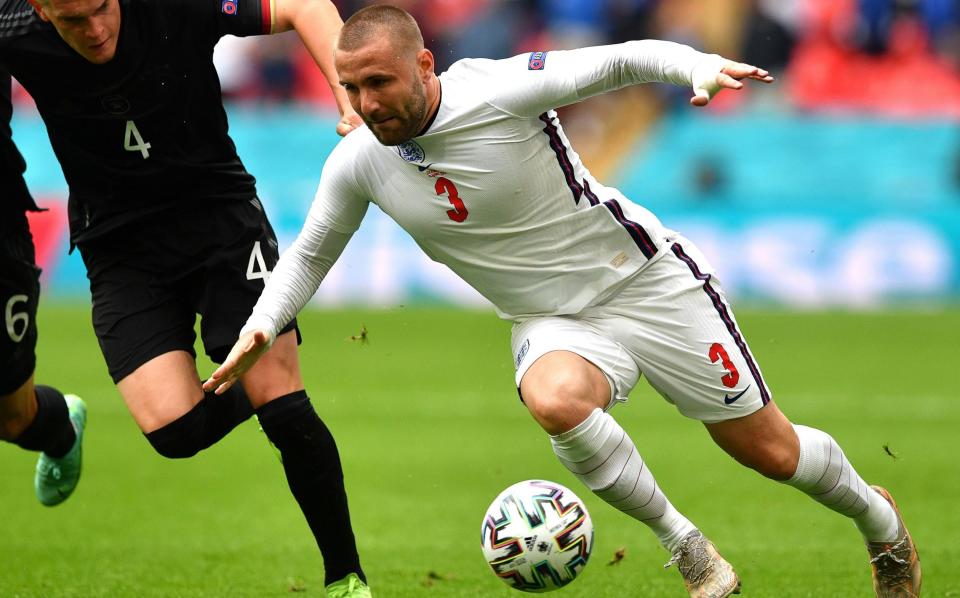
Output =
[
  {"x1": 0, "y1": 71, "x2": 34, "y2": 209},
  {"x1": 170, "y1": 0, "x2": 274, "y2": 40},
  {"x1": 241, "y1": 141, "x2": 370, "y2": 340},
  {"x1": 484, "y1": 40, "x2": 724, "y2": 118}
]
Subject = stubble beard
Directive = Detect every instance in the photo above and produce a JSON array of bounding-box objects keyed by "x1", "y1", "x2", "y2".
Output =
[{"x1": 370, "y1": 77, "x2": 427, "y2": 146}]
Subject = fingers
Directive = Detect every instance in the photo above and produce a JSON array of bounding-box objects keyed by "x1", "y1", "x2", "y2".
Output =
[
  {"x1": 691, "y1": 62, "x2": 775, "y2": 107},
  {"x1": 202, "y1": 365, "x2": 234, "y2": 394},
  {"x1": 336, "y1": 113, "x2": 365, "y2": 137},
  {"x1": 201, "y1": 330, "x2": 270, "y2": 394},
  {"x1": 690, "y1": 90, "x2": 711, "y2": 107},
  {"x1": 723, "y1": 62, "x2": 775, "y2": 83},
  {"x1": 717, "y1": 72, "x2": 744, "y2": 90}
]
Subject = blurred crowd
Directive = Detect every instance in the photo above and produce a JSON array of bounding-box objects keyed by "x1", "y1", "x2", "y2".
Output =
[
  {"x1": 10, "y1": 0, "x2": 959, "y2": 176},
  {"x1": 10, "y1": 1, "x2": 958, "y2": 116},
  {"x1": 209, "y1": 0, "x2": 959, "y2": 115}
]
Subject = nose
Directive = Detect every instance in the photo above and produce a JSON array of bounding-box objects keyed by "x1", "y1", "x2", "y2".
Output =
[
  {"x1": 84, "y1": 17, "x2": 105, "y2": 41},
  {"x1": 359, "y1": 90, "x2": 381, "y2": 118}
]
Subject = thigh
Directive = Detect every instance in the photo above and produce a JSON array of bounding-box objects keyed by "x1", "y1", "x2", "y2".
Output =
[
  {"x1": 239, "y1": 330, "x2": 304, "y2": 408},
  {"x1": 511, "y1": 315, "x2": 640, "y2": 410},
  {"x1": 0, "y1": 220, "x2": 40, "y2": 395},
  {"x1": 116, "y1": 350, "x2": 205, "y2": 433},
  {"x1": 604, "y1": 238, "x2": 772, "y2": 423},
  {"x1": 78, "y1": 237, "x2": 197, "y2": 384},
  {"x1": 196, "y1": 198, "x2": 299, "y2": 365}
]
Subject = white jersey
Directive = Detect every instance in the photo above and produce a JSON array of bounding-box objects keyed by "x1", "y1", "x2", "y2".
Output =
[{"x1": 244, "y1": 40, "x2": 725, "y2": 337}]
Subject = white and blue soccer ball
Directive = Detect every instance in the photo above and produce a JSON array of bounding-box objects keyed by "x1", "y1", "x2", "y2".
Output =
[{"x1": 480, "y1": 479, "x2": 594, "y2": 593}]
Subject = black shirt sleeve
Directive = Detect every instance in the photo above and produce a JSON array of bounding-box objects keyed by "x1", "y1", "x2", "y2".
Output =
[
  {"x1": 168, "y1": 0, "x2": 273, "y2": 41},
  {"x1": 0, "y1": 70, "x2": 36, "y2": 212}
]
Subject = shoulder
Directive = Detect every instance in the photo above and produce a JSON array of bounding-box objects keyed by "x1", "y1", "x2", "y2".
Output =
[
  {"x1": 0, "y1": 0, "x2": 43, "y2": 42},
  {"x1": 444, "y1": 53, "x2": 542, "y2": 80},
  {"x1": 442, "y1": 56, "x2": 518, "y2": 87},
  {"x1": 321, "y1": 126, "x2": 383, "y2": 184}
]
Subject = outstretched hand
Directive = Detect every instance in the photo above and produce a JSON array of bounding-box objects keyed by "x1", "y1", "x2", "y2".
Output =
[
  {"x1": 202, "y1": 329, "x2": 273, "y2": 395},
  {"x1": 691, "y1": 61, "x2": 774, "y2": 107},
  {"x1": 337, "y1": 112, "x2": 365, "y2": 136}
]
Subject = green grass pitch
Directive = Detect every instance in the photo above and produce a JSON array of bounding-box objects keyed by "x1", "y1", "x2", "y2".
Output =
[{"x1": 1, "y1": 304, "x2": 958, "y2": 597}]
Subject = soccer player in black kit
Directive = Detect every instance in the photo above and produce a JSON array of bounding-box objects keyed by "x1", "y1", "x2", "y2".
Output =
[
  {"x1": 1, "y1": 70, "x2": 87, "y2": 507},
  {"x1": 0, "y1": 0, "x2": 370, "y2": 595}
]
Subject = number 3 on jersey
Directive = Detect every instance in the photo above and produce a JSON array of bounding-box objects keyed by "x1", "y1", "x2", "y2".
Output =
[
  {"x1": 435, "y1": 177, "x2": 469, "y2": 223},
  {"x1": 124, "y1": 120, "x2": 152, "y2": 159}
]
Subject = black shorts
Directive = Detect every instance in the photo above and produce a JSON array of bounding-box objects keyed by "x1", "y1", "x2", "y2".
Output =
[
  {"x1": 0, "y1": 213, "x2": 40, "y2": 394},
  {"x1": 77, "y1": 198, "x2": 299, "y2": 383}
]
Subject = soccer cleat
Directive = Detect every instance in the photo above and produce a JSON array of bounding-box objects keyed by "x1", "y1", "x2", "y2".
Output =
[
  {"x1": 325, "y1": 573, "x2": 372, "y2": 598},
  {"x1": 35, "y1": 394, "x2": 87, "y2": 507},
  {"x1": 664, "y1": 530, "x2": 741, "y2": 598},
  {"x1": 866, "y1": 486, "x2": 921, "y2": 597}
]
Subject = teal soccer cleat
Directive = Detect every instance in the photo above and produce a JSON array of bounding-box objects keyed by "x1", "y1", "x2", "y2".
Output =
[{"x1": 35, "y1": 394, "x2": 87, "y2": 507}]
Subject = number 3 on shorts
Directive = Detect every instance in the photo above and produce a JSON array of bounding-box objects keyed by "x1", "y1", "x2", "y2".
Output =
[
  {"x1": 246, "y1": 241, "x2": 272, "y2": 282},
  {"x1": 709, "y1": 342, "x2": 740, "y2": 388},
  {"x1": 5, "y1": 294, "x2": 29, "y2": 343}
]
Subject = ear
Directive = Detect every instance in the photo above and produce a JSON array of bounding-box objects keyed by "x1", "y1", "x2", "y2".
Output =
[
  {"x1": 416, "y1": 48, "x2": 435, "y2": 82},
  {"x1": 26, "y1": 0, "x2": 49, "y2": 21}
]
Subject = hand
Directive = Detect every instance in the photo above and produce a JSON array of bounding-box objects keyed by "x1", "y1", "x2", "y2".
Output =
[
  {"x1": 337, "y1": 112, "x2": 364, "y2": 136},
  {"x1": 690, "y1": 60, "x2": 774, "y2": 107},
  {"x1": 202, "y1": 329, "x2": 272, "y2": 395}
]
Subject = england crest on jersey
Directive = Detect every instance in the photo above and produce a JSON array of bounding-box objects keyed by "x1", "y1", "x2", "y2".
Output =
[{"x1": 397, "y1": 140, "x2": 425, "y2": 164}]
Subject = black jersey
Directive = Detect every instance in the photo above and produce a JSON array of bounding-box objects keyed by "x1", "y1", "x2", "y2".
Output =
[
  {"x1": 1, "y1": 69, "x2": 38, "y2": 228},
  {"x1": 0, "y1": 0, "x2": 272, "y2": 242}
]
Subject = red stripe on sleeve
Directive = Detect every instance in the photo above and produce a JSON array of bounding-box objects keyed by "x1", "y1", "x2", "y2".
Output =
[{"x1": 260, "y1": 0, "x2": 272, "y2": 34}]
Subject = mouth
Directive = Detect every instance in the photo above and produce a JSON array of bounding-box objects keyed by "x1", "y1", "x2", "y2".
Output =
[{"x1": 89, "y1": 38, "x2": 109, "y2": 52}]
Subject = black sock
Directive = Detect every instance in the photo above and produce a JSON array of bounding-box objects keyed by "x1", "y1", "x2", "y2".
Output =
[
  {"x1": 145, "y1": 385, "x2": 254, "y2": 458},
  {"x1": 14, "y1": 385, "x2": 76, "y2": 458},
  {"x1": 256, "y1": 391, "x2": 364, "y2": 585}
]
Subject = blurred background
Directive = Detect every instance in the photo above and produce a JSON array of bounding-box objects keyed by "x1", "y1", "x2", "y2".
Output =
[{"x1": 11, "y1": 0, "x2": 960, "y2": 309}]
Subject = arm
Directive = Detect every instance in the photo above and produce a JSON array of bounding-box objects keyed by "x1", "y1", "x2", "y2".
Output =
[
  {"x1": 272, "y1": 0, "x2": 362, "y2": 135},
  {"x1": 488, "y1": 40, "x2": 773, "y2": 118},
  {"x1": 204, "y1": 150, "x2": 370, "y2": 394},
  {"x1": 0, "y1": 71, "x2": 34, "y2": 208},
  {"x1": 203, "y1": 223, "x2": 354, "y2": 394}
]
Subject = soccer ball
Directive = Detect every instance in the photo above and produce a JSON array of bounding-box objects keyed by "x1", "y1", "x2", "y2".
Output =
[{"x1": 480, "y1": 479, "x2": 594, "y2": 592}]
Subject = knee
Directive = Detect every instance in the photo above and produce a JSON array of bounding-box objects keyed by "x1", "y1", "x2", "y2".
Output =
[
  {"x1": 742, "y1": 441, "x2": 799, "y2": 481},
  {"x1": 0, "y1": 400, "x2": 31, "y2": 441},
  {"x1": 524, "y1": 370, "x2": 600, "y2": 435},
  {"x1": 144, "y1": 420, "x2": 202, "y2": 459},
  {"x1": 0, "y1": 417, "x2": 26, "y2": 441},
  {"x1": 146, "y1": 434, "x2": 200, "y2": 459}
]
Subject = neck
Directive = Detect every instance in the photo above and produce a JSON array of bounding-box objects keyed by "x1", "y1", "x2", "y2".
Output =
[{"x1": 416, "y1": 74, "x2": 441, "y2": 136}]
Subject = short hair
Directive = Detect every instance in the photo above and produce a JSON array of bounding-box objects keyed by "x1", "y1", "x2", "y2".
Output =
[{"x1": 338, "y1": 5, "x2": 424, "y2": 56}]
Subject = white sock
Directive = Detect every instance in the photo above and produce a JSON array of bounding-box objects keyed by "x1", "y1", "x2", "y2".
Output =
[
  {"x1": 786, "y1": 424, "x2": 899, "y2": 542},
  {"x1": 551, "y1": 408, "x2": 696, "y2": 552}
]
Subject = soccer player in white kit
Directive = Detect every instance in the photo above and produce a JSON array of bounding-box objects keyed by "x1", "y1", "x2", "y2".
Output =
[{"x1": 205, "y1": 6, "x2": 921, "y2": 597}]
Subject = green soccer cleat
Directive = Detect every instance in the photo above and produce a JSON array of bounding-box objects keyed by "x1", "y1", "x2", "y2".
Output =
[
  {"x1": 325, "y1": 573, "x2": 372, "y2": 598},
  {"x1": 35, "y1": 394, "x2": 87, "y2": 507}
]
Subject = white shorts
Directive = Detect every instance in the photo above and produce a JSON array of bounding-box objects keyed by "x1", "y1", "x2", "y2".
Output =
[{"x1": 510, "y1": 238, "x2": 771, "y2": 423}]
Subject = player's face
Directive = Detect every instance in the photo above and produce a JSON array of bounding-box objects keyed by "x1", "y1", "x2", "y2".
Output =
[
  {"x1": 29, "y1": 0, "x2": 121, "y2": 64},
  {"x1": 336, "y1": 38, "x2": 432, "y2": 146}
]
